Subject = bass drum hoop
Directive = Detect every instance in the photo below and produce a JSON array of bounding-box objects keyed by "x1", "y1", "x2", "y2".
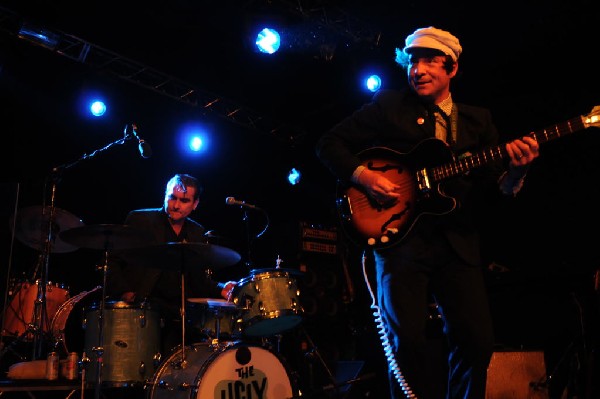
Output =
[
  {"x1": 146, "y1": 341, "x2": 299, "y2": 399},
  {"x1": 50, "y1": 286, "x2": 101, "y2": 353}
]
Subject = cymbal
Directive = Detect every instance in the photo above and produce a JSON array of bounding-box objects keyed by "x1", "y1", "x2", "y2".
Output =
[
  {"x1": 11, "y1": 206, "x2": 84, "y2": 253},
  {"x1": 187, "y1": 298, "x2": 238, "y2": 311},
  {"x1": 114, "y1": 241, "x2": 242, "y2": 271},
  {"x1": 59, "y1": 224, "x2": 154, "y2": 250}
]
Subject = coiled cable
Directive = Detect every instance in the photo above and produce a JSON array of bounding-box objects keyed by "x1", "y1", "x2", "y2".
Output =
[{"x1": 361, "y1": 250, "x2": 417, "y2": 399}]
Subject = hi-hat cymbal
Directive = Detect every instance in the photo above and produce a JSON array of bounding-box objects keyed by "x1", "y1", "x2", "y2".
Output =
[
  {"x1": 59, "y1": 224, "x2": 154, "y2": 250},
  {"x1": 114, "y1": 241, "x2": 242, "y2": 271},
  {"x1": 11, "y1": 206, "x2": 84, "y2": 253}
]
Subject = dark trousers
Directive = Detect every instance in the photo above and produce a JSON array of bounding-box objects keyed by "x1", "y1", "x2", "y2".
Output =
[{"x1": 374, "y1": 238, "x2": 494, "y2": 399}]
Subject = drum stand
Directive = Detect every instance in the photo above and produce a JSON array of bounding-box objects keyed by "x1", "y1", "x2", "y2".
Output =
[
  {"x1": 31, "y1": 180, "x2": 61, "y2": 360},
  {"x1": 90, "y1": 248, "x2": 111, "y2": 399},
  {"x1": 178, "y1": 271, "x2": 188, "y2": 368}
]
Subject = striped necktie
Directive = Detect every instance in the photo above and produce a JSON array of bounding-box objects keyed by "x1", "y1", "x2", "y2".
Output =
[{"x1": 433, "y1": 106, "x2": 449, "y2": 142}]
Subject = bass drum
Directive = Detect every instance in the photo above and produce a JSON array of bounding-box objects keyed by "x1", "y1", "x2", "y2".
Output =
[
  {"x1": 147, "y1": 342, "x2": 298, "y2": 399},
  {"x1": 50, "y1": 286, "x2": 102, "y2": 354},
  {"x1": 3, "y1": 280, "x2": 69, "y2": 340}
]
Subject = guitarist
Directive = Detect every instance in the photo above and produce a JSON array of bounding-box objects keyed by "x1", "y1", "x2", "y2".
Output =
[{"x1": 316, "y1": 26, "x2": 539, "y2": 399}]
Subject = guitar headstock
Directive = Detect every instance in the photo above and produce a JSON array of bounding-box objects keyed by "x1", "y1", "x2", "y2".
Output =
[{"x1": 583, "y1": 105, "x2": 600, "y2": 128}]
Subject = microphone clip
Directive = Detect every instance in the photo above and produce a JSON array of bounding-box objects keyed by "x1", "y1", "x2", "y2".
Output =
[{"x1": 123, "y1": 123, "x2": 136, "y2": 140}]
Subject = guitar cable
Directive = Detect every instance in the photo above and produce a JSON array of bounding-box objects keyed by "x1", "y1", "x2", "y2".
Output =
[{"x1": 361, "y1": 250, "x2": 417, "y2": 399}]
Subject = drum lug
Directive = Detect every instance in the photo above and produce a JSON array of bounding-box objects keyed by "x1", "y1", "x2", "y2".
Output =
[
  {"x1": 139, "y1": 313, "x2": 146, "y2": 327},
  {"x1": 138, "y1": 361, "x2": 146, "y2": 376},
  {"x1": 153, "y1": 353, "x2": 162, "y2": 369}
]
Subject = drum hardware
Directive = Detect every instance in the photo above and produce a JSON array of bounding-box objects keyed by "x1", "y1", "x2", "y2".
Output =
[
  {"x1": 3, "y1": 280, "x2": 70, "y2": 343},
  {"x1": 112, "y1": 241, "x2": 241, "y2": 370},
  {"x1": 82, "y1": 300, "x2": 161, "y2": 387},
  {"x1": 59, "y1": 223, "x2": 154, "y2": 399},
  {"x1": 232, "y1": 267, "x2": 304, "y2": 337},
  {"x1": 4, "y1": 203, "x2": 84, "y2": 363},
  {"x1": 186, "y1": 298, "x2": 241, "y2": 342},
  {"x1": 146, "y1": 341, "x2": 298, "y2": 399}
]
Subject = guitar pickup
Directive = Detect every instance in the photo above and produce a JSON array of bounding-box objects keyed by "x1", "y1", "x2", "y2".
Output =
[{"x1": 416, "y1": 168, "x2": 432, "y2": 194}]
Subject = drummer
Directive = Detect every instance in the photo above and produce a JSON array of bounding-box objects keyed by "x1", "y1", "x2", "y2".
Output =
[{"x1": 106, "y1": 173, "x2": 238, "y2": 355}]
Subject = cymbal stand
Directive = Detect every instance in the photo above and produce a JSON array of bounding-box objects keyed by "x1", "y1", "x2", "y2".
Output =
[
  {"x1": 31, "y1": 172, "x2": 61, "y2": 360},
  {"x1": 176, "y1": 245, "x2": 189, "y2": 368},
  {"x1": 299, "y1": 326, "x2": 336, "y2": 390},
  {"x1": 179, "y1": 271, "x2": 188, "y2": 368},
  {"x1": 91, "y1": 246, "x2": 111, "y2": 399}
]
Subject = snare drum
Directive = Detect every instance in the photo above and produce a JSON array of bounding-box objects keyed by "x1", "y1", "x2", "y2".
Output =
[
  {"x1": 146, "y1": 341, "x2": 298, "y2": 399},
  {"x1": 186, "y1": 298, "x2": 241, "y2": 341},
  {"x1": 232, "y1": 268, "x2": 303, "y2": 337},
  {"x1": 3, "y1": 280, "x2": 69, "y2": 340},
  {"x1": 83, "y1": 301, "x2": 161, "y2": 387}
]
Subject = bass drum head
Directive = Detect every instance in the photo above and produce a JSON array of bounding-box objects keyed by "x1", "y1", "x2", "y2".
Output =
[{"x1": 147, "y1": 342, "x2": 298, "y2": 399}]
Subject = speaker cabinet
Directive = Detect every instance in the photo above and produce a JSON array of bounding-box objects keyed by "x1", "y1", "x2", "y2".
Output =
[{"x1": 486, "y1": 351, "x2": 548, "y2": 399}]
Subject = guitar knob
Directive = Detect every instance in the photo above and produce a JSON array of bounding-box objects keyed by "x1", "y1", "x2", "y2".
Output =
[
  {"x1": 380, "y1": 235, "x2": 389, "y2": 244},
  {"x1": 367, "y1": 238, "x2": 376, "y2": 246}
]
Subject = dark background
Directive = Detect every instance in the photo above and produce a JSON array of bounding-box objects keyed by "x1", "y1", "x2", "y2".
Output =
[{"x1": 1, "y1": 1, "x2": 599, "y2": 398}]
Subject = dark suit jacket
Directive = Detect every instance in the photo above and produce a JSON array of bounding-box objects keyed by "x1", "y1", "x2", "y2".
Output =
[
  {"x1": 316, "y1": 89, "x2": 507, "y2": 266},
  {"x1": 106, "y1": 208, "x2": 224, "y2": 319}
]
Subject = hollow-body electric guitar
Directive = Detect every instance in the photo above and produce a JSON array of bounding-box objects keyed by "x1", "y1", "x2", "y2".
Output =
[{"x1": 336, "y1": 106, "x2": 600, "y2": 249}]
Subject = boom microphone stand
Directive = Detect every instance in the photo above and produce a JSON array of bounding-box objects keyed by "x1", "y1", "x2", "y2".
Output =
[{"x1": 43, "y1": 123, "x2": 147, "y2": 399}]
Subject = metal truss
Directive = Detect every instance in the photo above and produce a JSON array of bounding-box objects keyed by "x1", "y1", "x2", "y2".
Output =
[{"x1": 0, "y1": 2, "x2": 381, "y2": 142}]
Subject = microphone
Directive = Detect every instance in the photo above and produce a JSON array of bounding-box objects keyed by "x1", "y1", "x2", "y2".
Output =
[
  {"x1": 225, "y1": 197, "x2": 258, "y2": 209},
  {"x1": 125, "y1": 123, "x2": 152, "y2": 158}
]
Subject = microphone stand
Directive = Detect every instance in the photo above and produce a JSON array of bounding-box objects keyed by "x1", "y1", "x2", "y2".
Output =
[
  {"x1": 41, "y1": 124, "x2": 141, "y2": 399},
  {"x1": 239, "y1": 207, "x2": 270, "y2": 274},
  {"x1": 242, "y1": 210, "x2": 254, "y2": 273}
]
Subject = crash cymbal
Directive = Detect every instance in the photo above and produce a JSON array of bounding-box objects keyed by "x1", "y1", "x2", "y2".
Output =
[
  {"x1": 59, "y1": 224, "x2": 154, "y2": 250},
  {"x1": 11, "y1": 206, "x2": 84, "y2": 253},
  {"x1": 114, "y1": 241, "x2": 242, "y2": 271}
]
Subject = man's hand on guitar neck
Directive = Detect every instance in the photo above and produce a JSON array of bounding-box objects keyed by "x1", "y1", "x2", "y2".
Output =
[
  {"x1": 501, "y1": 136, "x2": 539, "y2": 196},
  {"x1": 505, "y1": 136, "x2": 539, "y2": 167},
  {"x1": 352, "y1": 166, "x2": 401, "y2": 205}
]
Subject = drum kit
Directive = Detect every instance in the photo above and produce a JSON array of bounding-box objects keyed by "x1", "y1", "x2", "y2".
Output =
[{"x1": 2, "y1": 205, "x2": 312, "y2": 398}]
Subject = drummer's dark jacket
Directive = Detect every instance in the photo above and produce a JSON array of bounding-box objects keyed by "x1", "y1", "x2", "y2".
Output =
[{"x1": 106, "y1": 208, "x2": 225, "y2": 320}]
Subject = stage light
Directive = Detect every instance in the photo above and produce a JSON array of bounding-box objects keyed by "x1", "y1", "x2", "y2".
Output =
[
  {"x1": 189, "y1": 136, "x2": 203, "y2": 152},
  {"x1": 177, "y1": 122, "x2": 211, "y2": 157},
  {"x1": 17, "y1": 22, "x2": 60, "y2": 50},
  {"x1": 287, "y1": 168, "x2": 301, "y2": 185},
  {"x1": 90, "y1": 100, "x2": 107, "y2": 117},
  {"x1": 365, "y1": 74, "x2": 382, "y2": 92},
  {"x1": 255, "y1": 27, "x2": 281, "y2": 54}
]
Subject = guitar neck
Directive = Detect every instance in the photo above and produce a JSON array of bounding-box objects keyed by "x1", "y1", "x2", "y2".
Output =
[{"x1": 431, "y1": 113, "x2": 589, "y2": 182}]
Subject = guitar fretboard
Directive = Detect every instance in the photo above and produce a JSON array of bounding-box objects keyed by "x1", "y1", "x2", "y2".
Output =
[{"x1": 431, "y1": 114, "x2": 587, "y2": 182}]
